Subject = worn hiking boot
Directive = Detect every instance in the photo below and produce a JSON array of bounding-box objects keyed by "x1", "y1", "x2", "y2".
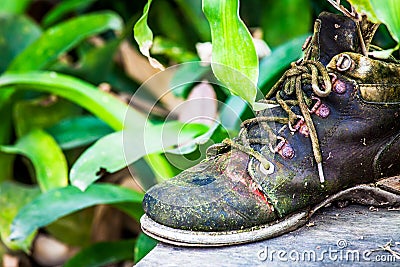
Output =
[{"x1": 141, "y1": 12, "x2": 400, "y2": 246}]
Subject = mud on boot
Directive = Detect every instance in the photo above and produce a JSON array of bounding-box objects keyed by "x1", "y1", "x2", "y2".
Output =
[{"x1": 141, "y1": 12, "x2": 400, "y2": 246}]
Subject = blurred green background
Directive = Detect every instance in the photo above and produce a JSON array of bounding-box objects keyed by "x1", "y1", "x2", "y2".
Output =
[{"x1": 0, "y1": 0, "x2": 397, "y2": 266}]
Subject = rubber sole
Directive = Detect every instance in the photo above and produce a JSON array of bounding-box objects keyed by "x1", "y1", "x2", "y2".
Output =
[{"x1": 141, "y1": 178, "x2": 400, "y2": 247}]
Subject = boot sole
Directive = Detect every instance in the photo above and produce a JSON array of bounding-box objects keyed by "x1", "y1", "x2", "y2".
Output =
[{"x1": 140, "y1": 176, "x2": 400, "y2": 247}]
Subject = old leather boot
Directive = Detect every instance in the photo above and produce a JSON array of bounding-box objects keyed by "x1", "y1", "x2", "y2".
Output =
[{"x1": 141, "y1": 12, "x2": 400, "y2": 246}]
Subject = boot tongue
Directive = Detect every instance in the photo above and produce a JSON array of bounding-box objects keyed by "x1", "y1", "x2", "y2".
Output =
[{"x1": 313, "y1": 12, "x2": 361, "y2": 66}]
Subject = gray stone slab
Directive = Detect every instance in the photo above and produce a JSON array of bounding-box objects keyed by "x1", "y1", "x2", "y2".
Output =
[{"x1": 137, "y1": 205, "x2": 400, "y2": 266}]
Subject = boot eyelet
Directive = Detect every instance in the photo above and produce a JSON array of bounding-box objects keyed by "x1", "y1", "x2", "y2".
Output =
[
  {"x1": 329, "y1": 73, "x2": 346, "y2": 94},
  {"x1": 270, "y1": 137, "x2": 295, "y2": 159},
  {"x1": 248, "y1": 158, "x2": 275, "y2": 176},
  {"x1": 308, "y1": 96, "x2": 322, "y2": 114},
  {"x1": 315, "y1": 104, "x2": 330, "y2": 118},
  {"x1": 336, "y1": 54, "x2": 353, "y2": 72},
  {"x1": 260, "y1": 161, "x2": 274, "y2": 175},
  {"x1": 288, "y1": 115, "x2": 304, "y2": 132}
]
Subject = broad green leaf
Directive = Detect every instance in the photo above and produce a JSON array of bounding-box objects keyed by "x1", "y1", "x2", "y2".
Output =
[
  {"x1": 0, "y1": 72, "x2": 144, "y2": 131},
  {"x1": 42, "y1": 0, "x2": 98, "y2": 28},
  {"x1": 0, "y1": 13, "x2": 41, "y2": 181},
  {"x1": 0, "y1": 0, "x2": 31, "y2": 14},
  {"x1": 0, "y1": 13, "x2": 42, "y2": 73},
  {"x1": 70, "y1": 131, "x2": 124, "y2": 190},
  {"x1": 0, "y1": 89, "x2": 15, "y2": 144},
  {"x1": 0, "y1": 72, "x2": 176, "y2": 191},
  {"x1": 64, "y1": 239, "x2": 135, "y2": 267},
  {"x1": 129, "y1": 159, "x2": 158, "y2": 191},
  {"x1": 203, "y1": 0, "x2": 259, "y2": 106},
  {"x1": 9, "y1": 184, "x2": 144, "y2": 242},
  {"x1": 134, "y1": 233, "x2": 157, "y2": 264},
  {"x1": 0, "y1": 154, "x2": 14, "y2": 183},
  {"x1": 45, "y1": 209, "x2": 94, "y2": 247},
  {"x1": 0, "y1": 242, "x2": 6, "y2": 264},
  {"x1": 13, "y1": 97, "x2": 81, "y2": 138},
  {"x1": 70, "y1": 122, "x2": 209, "y2": 191},
  {"x1": 261, "y1": 0, "x2": 312, "y2": 47},
  {"x1": 219, "y1": 95, "x2": 248, "y2": 132},
  {"x1": 348, "y1": 0, "x2": 400, "y2": 56},
  {"x1": 0, "y1": 90, "x2": 16, "y2": 181},
  {"x1": 134, "y1": 0, "x2": 165, "y2": 70},
  {"x1": 47, "y1": 116, "x2": 113, "y2": 150},
  {"x1": 144, "y1": 153, "x2": 180, "y2": 182},
  {"x1": 8, "y1": 11, "x2": 123, "y2": 71},
  {"x1": 73, "y1": 39, "x2": 121, "y2": 83},
  {"x1": 347, "y1": 0, "x2": 379, "y2": 22},
  {"x1": 0, "y1": 72, "x2": 150, "y2": 187},
  {"x1": 52, "y1": 38, "x2": 136, "y2": 93},
  {"x1": 151, "y1": 37, "x2": 198, "y2": 63},
  {"x1": 258, "y1": 35, "x2": 306, "y2": 89},
  {"x1": 113, "y1": 202, "x2": 144, "y2": 222},
  {"x1": 370, "y1": 0, "x2": 400, "y2": 43},
  {"x1": 369, "y1": 44, "x2": 400, "y2": 58},
  {"x1": 165, "y1": 118, "x2": 218, "y2": 157},
  {"x1": 0, "y1": 129, "x2": 68, "y2": 191},
  {"x1": 163, "y1": 125, "x2": 230, "y2": 177},
  {"x1": 0, "y1": 182, "x2": 40, "y2": 251}
]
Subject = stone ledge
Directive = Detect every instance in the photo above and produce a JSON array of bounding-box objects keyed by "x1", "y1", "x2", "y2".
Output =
[{"x1": 137, "y1": 205, "x2": 400, "y2": 266}]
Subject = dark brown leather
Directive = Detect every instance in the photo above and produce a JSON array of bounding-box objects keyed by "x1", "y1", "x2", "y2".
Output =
[{"x1": 248, "y1": 51, "x2": 400, "y2": 217}]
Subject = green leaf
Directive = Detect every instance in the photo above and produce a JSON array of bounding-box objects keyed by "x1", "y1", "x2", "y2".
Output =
[
  {"x1": 47, "y1": 116, "x2": 113, "y2": 150},
  {"x1": 0, "y1": 89, "x2": 15, "y2": 144},
  {"x1": 134, "y1": 233, "x2": 157, "y2": 264},
  {"x1": 348, "y1": 0, "x2": 399, "y2": 55},
  {"x1": 0, "y1": 72, "x2": 144, "y2": 131},
  {"x1": 70, "y1": 122, "x2": 209, "y2": 191},
  {"x1": 261, "y1": 0, "x2": 312, "y2": 47},
  {"x1": 219, "y1": 95, "x2": 248, "y2": 132},
  {"x1": 52, "y1": 38, "x2": 135, "y2": 93},
  {"x1": 0, "y1": 0, "x2": 31, "y2": 14},
  {"x1": 74, "y1": 39, "x2": 122, "y2": 83},
  {"x1": 8, "y1": 11, "x2": 123, "y2": 71},
  {"x1": 369, "y1": 44, "x2": 400, "y2": 58},
  {"x1": 203, "y1": 0, "x2": 259, "y2": 106},
  {"x1": 0, "y1": 182, "x2": 40, "y2": 251},
  {"x1": 70, "y1": 131, "x2": 125, "y2": 190},
  {"x1": 370, "y1": 0, "x2": 400, "y2": 43},
  {"x1": 134, "y1": 0, "x2": 165, "y2": 70},
  {"x1": 0, "y1": 13, "x2": 42, "y2": 73},
  {"x1": 113, "y1": 202, "x2": 144, "y2": 222},
  {"x1": 42, "y1": 0, "x2": 98, "y2": 28},
  {"x1": 0, "y1": 129, "x2": 68, "y2": 191},
  {"x1": 0, "y1": 154, "x2": 14, "y2": 183},
  {"x1": 151, "y1": 36, "x2": 198, "y2": 63},
  {"x1": 13, "y1": 97, "x2": 81, "y2": 138},
  {"x1": 64, "y1": 239, "x2": 135, "y2": 267},
  {"x1": 0, "y1": 242, "x2": 6, "y2": 264},
  {"x1": 9, "y1": 184, "x2": 144, "y2": 242},
  {"x1": 45, "y1": 209, "x2": 94, "y2": 247},
  {"x1": 347, "y1": 0, "x2": 379, "y2": 22},
  {"x1": 258, "y1": 35, "x2": 306, "y2": 89},
  {"x1": 0, "y1": 13, "x2": 41, "y2": 180},
  {"x1": 144, "y1": 153, "x2": 180, "y2": 182},
  {"x1": 0, "y1": 90, "x2": 16, "y2": 181}
]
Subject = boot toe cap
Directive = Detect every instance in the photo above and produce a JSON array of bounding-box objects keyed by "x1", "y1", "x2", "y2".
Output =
[{"x1": 143, "y1": 152, "x2": 277, "y2": 231}]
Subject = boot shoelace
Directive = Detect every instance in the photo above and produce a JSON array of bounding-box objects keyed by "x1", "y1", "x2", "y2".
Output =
[{"x1": 221, "y1": 60, "x2": 332, "y2": 184}]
